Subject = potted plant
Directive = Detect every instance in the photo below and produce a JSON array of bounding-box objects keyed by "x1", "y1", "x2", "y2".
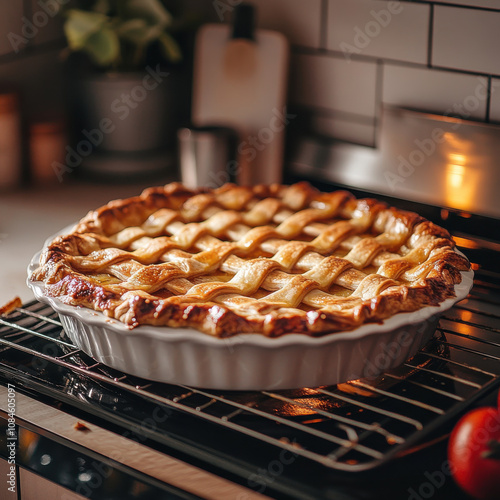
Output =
[{"x1": 62, "y1": 0, "x2": 189, "y2": 176}]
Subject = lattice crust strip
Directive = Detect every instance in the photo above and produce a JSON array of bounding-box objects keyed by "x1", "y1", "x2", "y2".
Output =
[{"x1": 31, "y1": 182, "x2": 470, "y2": 337}]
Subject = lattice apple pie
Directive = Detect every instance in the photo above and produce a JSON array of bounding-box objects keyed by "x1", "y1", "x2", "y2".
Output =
[{"x1": 31, "y1": 182, "x2": 470, "y2": 338}]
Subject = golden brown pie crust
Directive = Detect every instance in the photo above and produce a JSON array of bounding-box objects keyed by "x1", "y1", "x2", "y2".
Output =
[{"x1": 31, "y1": 182, "x2": 470, "y2": 337}]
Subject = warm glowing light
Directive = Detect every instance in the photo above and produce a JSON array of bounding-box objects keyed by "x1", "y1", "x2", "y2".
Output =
[
  {"x1": 452, "y1": 322, "x2": 476, "y2": 336},
  {"x1": 448, "y1": 153, "x2": 467, "y2": 166},
  {"x1": 278, "y1": 404, "x2": 317, "y2": 417},
  {"x1": 301, "y1": 388, "x2": 321, "y2": 395},
  {"x1": 444, "y1": 156, "x2": 480, "y2": 212},
  {"x1": 453, "y1": 236, "x2": 480, "y2": 249},
  {"x1": 450, "y1": 164, "x2": 466, "y2": 191},
  {"x1": 442, "y1": 133, "x2": 480, "y2": 212},
  {"x1": 19, "y1": 428, "x2": 40, "y2": 462},
  {"x1": 338, "y1": 382, "x2": 374, "y2": 398},
  {"x1": 448, "y1": 163, "x2": 465, "y2": 188},
  {"x1": 460, "y1": 310, "x2": 473, "y2": 322},
  {"x1": 386, "y1": 436, "x2": 399, "y2": 445},
  {"x1": 277, "y1": 401, "x2": 329, "y2": 417},
  {"x1": 302, "y1": 418, "x2": 326, "y2": 424}
]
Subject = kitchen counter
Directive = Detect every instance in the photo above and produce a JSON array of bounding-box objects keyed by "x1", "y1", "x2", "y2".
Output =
[{"x1": 0, "y1": 179, "x2": 176, "y2": 306}]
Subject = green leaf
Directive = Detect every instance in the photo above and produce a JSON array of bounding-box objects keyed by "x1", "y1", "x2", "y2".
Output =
[
  {"x1": 124, "y1": 0, "x2": 172, "y2": 27},
  {"x1": 83, "y1": 27, "x2": 120, "y2": 67},
  {"x1": 62, "y1": 1, "x2": 182, "y2": 70},
  {"x1": 158, "y1": 32, "x2": 182, "y2": 63},
  {"x1": 64, "y1": 9, "x2": 108, "y2": 50}
]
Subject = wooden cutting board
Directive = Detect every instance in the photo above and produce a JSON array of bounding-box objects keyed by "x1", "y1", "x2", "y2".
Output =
[{"x1": 192, "y1": 23, "x2": 289, "y2": 185}]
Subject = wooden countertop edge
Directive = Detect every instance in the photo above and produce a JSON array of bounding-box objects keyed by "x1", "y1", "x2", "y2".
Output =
[{"x1": 0, "y1": 386, "x2": 270, "y2": 500}]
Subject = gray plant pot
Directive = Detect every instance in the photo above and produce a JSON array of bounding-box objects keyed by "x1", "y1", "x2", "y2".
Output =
[{"x1": 72, "y1": 69, "x2": 181, "y2": 154}]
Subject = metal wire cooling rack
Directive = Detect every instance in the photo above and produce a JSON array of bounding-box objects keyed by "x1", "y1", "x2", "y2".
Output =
[{"x1": 0, "y1": 263, "x2": 499, "y2": 473}]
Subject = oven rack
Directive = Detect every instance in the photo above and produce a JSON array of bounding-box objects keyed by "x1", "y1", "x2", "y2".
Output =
[{"x1": 0, "y1": 271, "x2": 499, "y2": 474}]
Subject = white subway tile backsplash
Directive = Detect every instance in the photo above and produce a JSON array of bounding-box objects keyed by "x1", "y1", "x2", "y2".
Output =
[
  {"x1": 436, "y1": 0, "x2": 500, "y2": 10},
  {"x1": 241, "y1": 0, "x2": 322, "y2": 48},
  {"x1": 2, "y1": 0, "x2": 499, "y2": 151},
  {"x1": 382, "y1": 65, "x2": 488, "y2": 120},
  {"x1": 290, "y1": 53, "x2": 377, "y2": 117},
  {"x1": 433, "y1": 6, "x2": 500, "y2": 75},
  {"x1": 310, "y1": 114, "x2": 375, "y2": 146},
  {"x1": 0, "y1": 3, "x2": 25, "y2": 56},
  {"x1": 212, "y1": 0, "x2": 322, "y2": 47},
  {"x1": 326, "y1": 0, "x2": 429, "y2": 64}
]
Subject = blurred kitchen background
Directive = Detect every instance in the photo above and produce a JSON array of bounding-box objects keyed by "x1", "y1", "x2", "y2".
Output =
[
  {"x1": 3, "y1": 5, "x2": 500, "y2": 500},
  {"x1": 1, "y1": 0, "x2": 500, "y2": 190}
]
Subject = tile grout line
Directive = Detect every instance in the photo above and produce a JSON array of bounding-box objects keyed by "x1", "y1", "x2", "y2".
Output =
[
  {"x1": 291, "y1": 45, "x2": 500, "y2": 79},
  {"x1": 427, "y1": 3, "x2": 434, "y2": 68},
  {"x1": 289, "y1": 103, "x2": 375, "y2": 125},
  {"x1": 373, "y1": 60, "x2": 384, "y2": 149},
  {"x1": 485, "y1": 76, "x2": 492, "y2": 122},
  {"x1": 420, "y1": 1, "x2": 500, "y2": 14}
]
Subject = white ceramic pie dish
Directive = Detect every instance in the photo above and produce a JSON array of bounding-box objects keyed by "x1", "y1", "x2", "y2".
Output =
[{"x1": 27, "y1": 227, "x2": 474, "y2": 390}]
